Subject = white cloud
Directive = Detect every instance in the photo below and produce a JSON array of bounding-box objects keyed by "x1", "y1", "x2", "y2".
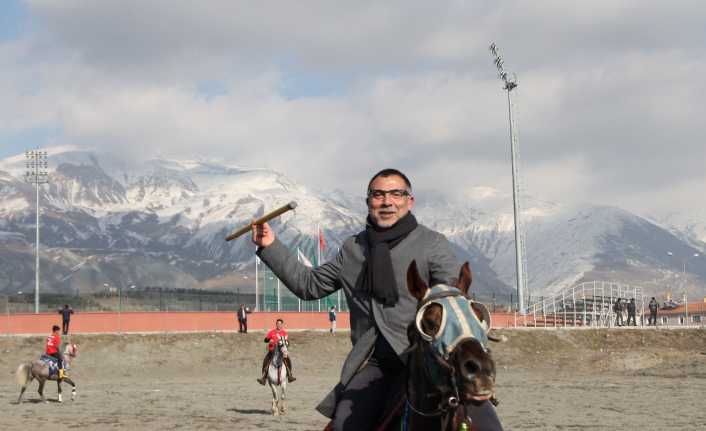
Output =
[{"x1": 0, "y1": 0, "x2": 704, "y2": 218}]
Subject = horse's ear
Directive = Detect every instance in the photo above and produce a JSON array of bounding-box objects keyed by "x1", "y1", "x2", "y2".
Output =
[
  {"x1": 471, "y1": 302, "x2": 492, "y2": 333},
  {"x1": 407, "y1": 260, "x2": 428, "y2": 301},
  {"x1": 456, "y1": 262, "x2": 472, "y2": 295}
]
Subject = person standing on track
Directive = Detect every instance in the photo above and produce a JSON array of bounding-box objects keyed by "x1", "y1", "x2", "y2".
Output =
[
  {"x1": 59, "y1": 304, "x2": 74, "y2": 335},
  {"x1": 329, "y1": 306, "x2": 337, "y2": 334},
  {"x1": 237, "y1": 304, "x2": 248, "y2": 333}
]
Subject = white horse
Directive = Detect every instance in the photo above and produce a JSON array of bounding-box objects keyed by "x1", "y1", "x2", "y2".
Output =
[
  {"x1": 16, "y1": 343, "x2": 78, "y2": 403},
  {"x1": 267, "y1": 337, "x2": 289, "y2": 416}
]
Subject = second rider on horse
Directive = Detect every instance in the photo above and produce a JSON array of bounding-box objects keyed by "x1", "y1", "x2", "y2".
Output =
[
  {"x1": 257, "y1": 318, "x2": 296, "y2": 385},
  {"x1": 46, "y1": 324, "x2": 66, "y2": 379}
]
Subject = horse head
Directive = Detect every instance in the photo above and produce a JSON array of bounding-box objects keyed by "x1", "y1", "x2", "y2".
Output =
[
  {"x1": 65, "y1": 343, "x2": 78, "y2": 358},
  {"x1": 406, "y1": 260, "x2": 496, "y2": 418},
  {"x1": 278, "y1": 337, "x2": 289, "y2": 357},
  {"x1": 275, "y1": 336, "x2": 288, "y2": 359}
]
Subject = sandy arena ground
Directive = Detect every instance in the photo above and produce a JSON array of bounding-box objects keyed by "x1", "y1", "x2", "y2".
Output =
[{"x1": 1, "y1": 328, "x2": 705, "y2": 430}]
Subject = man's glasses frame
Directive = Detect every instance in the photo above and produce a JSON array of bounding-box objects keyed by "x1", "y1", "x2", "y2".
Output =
[{"x1": 367, "y1": 189, "x2": 411, "y2": 200}]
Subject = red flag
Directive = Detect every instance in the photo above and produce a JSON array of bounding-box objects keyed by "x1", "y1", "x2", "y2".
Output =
[{"x1": 319, "y1": 228, "x2": 326, "y2": 251}]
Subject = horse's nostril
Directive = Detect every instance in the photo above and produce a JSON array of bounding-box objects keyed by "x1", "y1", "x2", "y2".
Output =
[{"x1": 464, "y1": 360, "x2": 479, "y2": 376}]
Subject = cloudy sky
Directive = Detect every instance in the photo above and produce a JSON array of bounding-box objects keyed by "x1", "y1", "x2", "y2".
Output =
[{"x1": 1, "y1": 1, "x2": 704, "y2": 215}]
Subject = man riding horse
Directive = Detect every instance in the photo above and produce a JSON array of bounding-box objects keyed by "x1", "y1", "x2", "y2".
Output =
[
  {"x1": 251, "y1": 168, "x2": 503, "y2": 430},
  {"x1": 257, "y1": 318, "x2": 296, "y2": 385}
]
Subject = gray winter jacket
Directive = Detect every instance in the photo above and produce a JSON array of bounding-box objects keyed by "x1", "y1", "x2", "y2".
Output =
[{"x1": 257, "y1": 222, "x2": 459, "y2": 417}]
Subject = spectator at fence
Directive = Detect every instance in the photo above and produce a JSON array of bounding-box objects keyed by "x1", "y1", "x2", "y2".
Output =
[
  {"x1": 58, "y1": 304, "x2": 74, "y2": 335},
  {"x1": 329, "y1": 306, "x2": 337, "y2": 334},
  {"x1": 237, "y1": 304, "x2": 248, "y2": 333},
  {"x1": 613, "y1": 298, "x2": 624, "y2": 326},
  {"x1": 627, "y1": 298, "x2": 637, "y2": 326},
  {"x1": 648, "y1": 297, "x2": 659, "y2": 326}
]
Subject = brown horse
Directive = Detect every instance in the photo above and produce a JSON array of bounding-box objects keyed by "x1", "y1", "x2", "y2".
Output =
[
  {"x1": 16, "y1": 343, "x2": 78, "y2": 403},
  {"x1": 379, "y1": 261, "x2": 503, "y2": 431}
]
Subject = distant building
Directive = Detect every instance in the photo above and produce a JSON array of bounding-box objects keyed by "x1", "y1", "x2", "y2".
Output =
[{"x1": 645, "y1": 300, "x2": 706, "y2": 326}]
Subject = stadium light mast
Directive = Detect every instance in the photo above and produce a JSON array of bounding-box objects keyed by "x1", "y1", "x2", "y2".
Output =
[
  {"x1": 489, "y1": 43, "x2": 528, "y2": 314},
  {"x1": 25, "y1": 149, "x2": 49, "y2": 314}
]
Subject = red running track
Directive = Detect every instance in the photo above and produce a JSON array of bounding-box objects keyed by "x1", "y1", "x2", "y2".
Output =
[{"x1": 0, "y1": 311, "x2": 518, "y2": 335}]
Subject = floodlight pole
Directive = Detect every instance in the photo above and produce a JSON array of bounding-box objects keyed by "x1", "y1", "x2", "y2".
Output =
[
  {"x1": 666, "y1": 251, "x2": 700, "y2": 325},
  {"x1": 25, "y1": 150, "x2": 49, "y2": 314},
  {"x1": 489, "y1": 43, "x2": 527, "y2": 314}
]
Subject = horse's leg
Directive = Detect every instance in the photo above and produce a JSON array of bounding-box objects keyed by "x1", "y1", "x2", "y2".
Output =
[
  {"x1": 57, "y1": 379, "x2": 63, "y2": 403},
  {"x1": 17, "y1": 375, "x2": 32, "y2": 404},
  {"x1": 63, "y1": 377, "x2": 77, "y2": 401},
  {"x1": 16, "y1": 363, "x2": 33, "y2": 404},
  {"x1": 268, "y1": 368, "x2": 279, "y2": 416},
  {"x1": 269, "y1": 381, "x2": 279, "y2": 416},
  {"x1": 17, "y1": 385, "x2": 27, "y2": 403},
  {"x1": 38, "y1": 378, "x2": 46, "y2": 402},
  {"x1": 280, "y1": 375, "x2": 287, "y2": 415}
]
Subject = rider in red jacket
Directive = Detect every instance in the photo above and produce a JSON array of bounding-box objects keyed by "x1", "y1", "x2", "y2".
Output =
[
  {"x1": 46, "y1": 325, "x2": 65, "y2": 379},
  {"x1": 257, "y1": 318, "x2": 296, "y2": 385}
]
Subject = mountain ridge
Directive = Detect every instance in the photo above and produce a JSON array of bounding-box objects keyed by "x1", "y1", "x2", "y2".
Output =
[{"x1": 1, "y1": 148, "x2": 705, "y2": 302}]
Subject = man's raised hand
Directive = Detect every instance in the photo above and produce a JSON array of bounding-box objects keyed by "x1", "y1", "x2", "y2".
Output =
[{"x1": 251, "y1": 221, "x2": 275, "y2": 247}]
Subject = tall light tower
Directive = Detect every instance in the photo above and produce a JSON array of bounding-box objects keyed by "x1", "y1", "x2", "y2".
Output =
[
  {"x1": 489, "y1": 43, "x2": 528, "y2": 314},
  {"x1": 25, "y1": 149, "x2": 49, "y2": 314}
]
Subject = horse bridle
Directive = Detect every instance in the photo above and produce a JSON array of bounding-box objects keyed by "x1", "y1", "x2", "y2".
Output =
[
  {"x1": 405, "y1": 346, "x2": 461, "y2": 416},
  {"x1": 405, "y1": 288, "x2": 487, "y2": 426}
]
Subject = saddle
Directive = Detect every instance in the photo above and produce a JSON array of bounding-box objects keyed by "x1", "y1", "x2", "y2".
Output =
[{"x1": 39, "y1": 354, "x2": 60, "y2": 376}]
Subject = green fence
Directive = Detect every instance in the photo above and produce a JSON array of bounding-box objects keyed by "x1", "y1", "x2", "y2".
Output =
[{"x1": 256, "y1": 264, "x2": 348, "y2": 312}]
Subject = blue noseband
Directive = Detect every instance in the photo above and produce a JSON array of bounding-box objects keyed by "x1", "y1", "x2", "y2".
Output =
[{"x1": 414, "y1": 285, "x2": 490, "y2": 357}]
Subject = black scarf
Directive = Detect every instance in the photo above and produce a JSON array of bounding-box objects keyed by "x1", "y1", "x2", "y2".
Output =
[{"x1": 365, "y1": 212, "x2": 418, "y2": 306}]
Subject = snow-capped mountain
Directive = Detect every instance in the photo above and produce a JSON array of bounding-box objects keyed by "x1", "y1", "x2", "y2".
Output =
[
  {"x1": 1, "y1": 147, "x2": 705, "y2": 301},
  {"x1": 649, "y1": 211, "x2": 706, "y2": 250}
]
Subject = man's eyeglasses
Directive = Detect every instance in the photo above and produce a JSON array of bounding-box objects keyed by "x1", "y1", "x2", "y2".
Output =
[{"x1": 368, "y1": 189, "x2": 411, "y2": 200}]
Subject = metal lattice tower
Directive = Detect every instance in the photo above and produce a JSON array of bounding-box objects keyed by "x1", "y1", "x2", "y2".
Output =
[
  {"x1": 489, "y1": 43, "x2": 529, "y2": 313},
  {"x1": 25, "y1": 149, "x2": 49, "y2": 314}
]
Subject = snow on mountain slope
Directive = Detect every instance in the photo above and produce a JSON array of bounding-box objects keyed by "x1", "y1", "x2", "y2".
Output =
[{"x1": 1, "y1": 147, "x2": 705, "y2": 299}]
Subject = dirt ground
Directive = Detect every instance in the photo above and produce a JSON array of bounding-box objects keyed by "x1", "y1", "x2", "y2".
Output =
[{"x1": 2, "y1": 327, "x2": 705, "y2": 430}]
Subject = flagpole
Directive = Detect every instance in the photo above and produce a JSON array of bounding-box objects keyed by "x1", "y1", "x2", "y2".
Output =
[
  {"x1": 277, "y1": 277, "x2": 281, "y2": 312},
  {"x1": 255, "y1": 254, "x2": 259, "y2": 311},
  {"x1": 317, "y1": 223, "x2": 322, "y2": 312},
  {"x1": 317, "y1": 223, "x2": 321, "y2": 266},
  {"x1": 296, "y1": 248, "x2": 301, "y2": 312}
]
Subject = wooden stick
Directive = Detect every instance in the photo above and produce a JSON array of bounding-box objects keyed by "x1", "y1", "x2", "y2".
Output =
[{"x1": 224, "y1": 201, "x2": 298, "y2": 242}]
